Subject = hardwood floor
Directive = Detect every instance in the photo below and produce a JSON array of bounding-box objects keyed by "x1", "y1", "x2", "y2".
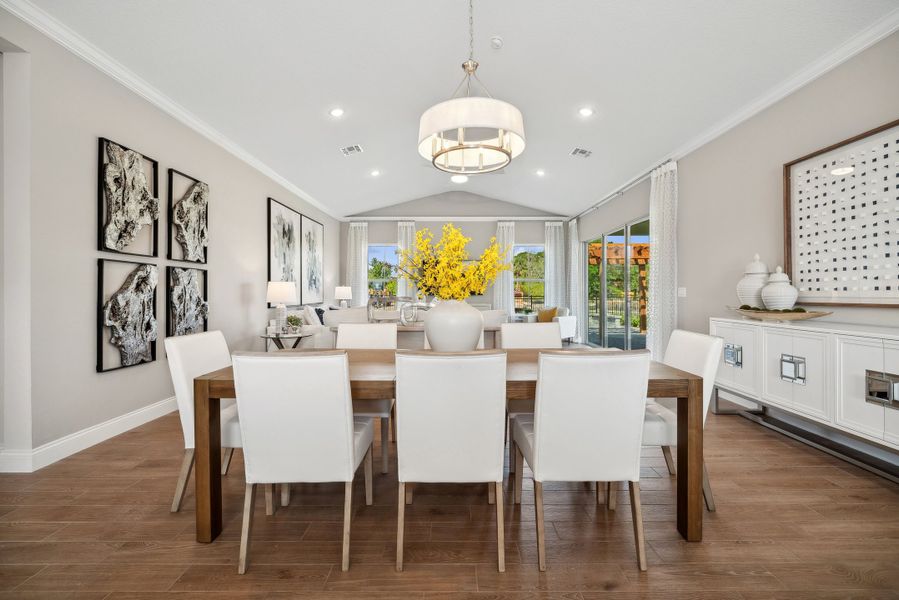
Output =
[{"x1": 1, "y1": 409, "x2": 898, "y2": 599}]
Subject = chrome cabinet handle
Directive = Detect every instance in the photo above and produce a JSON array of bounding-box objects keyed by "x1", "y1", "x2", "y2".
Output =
[
  {"x1": 724, "y1": 343, "x2": 743, "y2": 368},
  {"x1": 781, "y1": 354, "x2": 806, "y2": 385},
  {"x1": 866, "y1": 370, "x2": 899, "y2": 410}
]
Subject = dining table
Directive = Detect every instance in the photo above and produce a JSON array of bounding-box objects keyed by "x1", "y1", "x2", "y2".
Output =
[{"x1": 192, "y1": 347, "x2": 706, "y2": 543}]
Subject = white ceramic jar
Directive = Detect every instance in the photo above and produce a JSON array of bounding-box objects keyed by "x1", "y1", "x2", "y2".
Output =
[
  {"x1": 761, "y1": 266, "x2": 799, "y2": 310},
  {"x1": 736, "y1": 253, "x2": 769, "y2": 308},
  {"x1": 424, "y1": 299, "x2": 484, "y2": 351}
]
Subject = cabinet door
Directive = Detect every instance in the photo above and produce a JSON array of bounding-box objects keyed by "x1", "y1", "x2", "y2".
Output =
[
  {"x1": 790, "y1": 331, "x2": 830, "y2": 422},
  {"x1": 761, "y1": 329, "x2": 795, "y2": 409},
  {"x1": 835, "y1": 336, "x2": 885, "y2": 441},
  {"x1": 710, "y1": 322, "x2": 734, "y2": 389},
  {"x1": 731, "y1": 325, "x2": 759, "y2": 396},
  {"x1": 883, "y1": 341, "x2": 899, "y2": 448}
]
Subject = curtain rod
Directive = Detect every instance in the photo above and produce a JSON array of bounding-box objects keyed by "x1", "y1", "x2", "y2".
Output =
[{"x1": 571, "y1": 158, "x2": 674, "y2": 222}]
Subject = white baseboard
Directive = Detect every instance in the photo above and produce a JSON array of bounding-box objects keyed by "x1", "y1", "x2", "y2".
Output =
[{"x1": 0, "y1": 396, "x2": 177, "y2": 473}]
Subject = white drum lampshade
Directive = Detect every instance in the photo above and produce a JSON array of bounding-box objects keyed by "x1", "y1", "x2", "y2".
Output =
[
  {"x1": 335, "y1": 286, "x2": 352, "y2": 308},
  {"x1": 266, "y1": 281, "x2": 297, "y2": 332}
]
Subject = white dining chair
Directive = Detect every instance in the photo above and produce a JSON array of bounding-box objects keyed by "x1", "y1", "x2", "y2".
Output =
[
  {"x1": 336, "y1": 323, "x2": 397, "y2": 474},
  {"x1": 394, "y1": 351, "x2": 508, "y2": 573},
  {"x1": 642, "y1": 329, "x2": 723, "y2": 511},
  {"x1": 511, "y1": 350, "x2": 651, "y2": 571},
  {"x1": 165, "y1": 331, "x2": 241, "y2": 512},
  {"x1": 499, "y1": 322, "x2": 563, "y2": 474},
  {"x1": 231, "y1": 351, "x2": 374, "y2": 574}
]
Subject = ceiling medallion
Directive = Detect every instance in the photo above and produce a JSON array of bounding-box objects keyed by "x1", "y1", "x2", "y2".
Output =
[{"x1": 417, "y1": 0, "x2": 525, "y2": 175}]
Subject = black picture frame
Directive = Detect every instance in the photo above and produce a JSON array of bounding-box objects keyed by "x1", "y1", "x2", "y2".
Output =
[
  {"x1": 97, "y1": 258, "x2": 158, "y2": 373},
  {"x1": 300, "y1": 214, "x2": 325, "y2": 304},
  {"x1": 97, "y1": 137, "x2": 159, "y2": 257},
  {"x1": 165, "y1": 266, "x2": 209, "y2": 337},
  {"x1": 266, "y1": 197, "x2": 303, "y2": 308},
  {"x1": 167, "y1": 168, "x2": 209, "y2": 264}
]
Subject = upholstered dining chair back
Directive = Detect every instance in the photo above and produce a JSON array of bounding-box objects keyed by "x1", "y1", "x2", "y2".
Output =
[
  {"x1": 232, "y1": 352, "x2": 358, "y2": 484},
  {"x1": 165, "y1": 330, "x2": 233, "y2": 449},
  {"x1": 500, "y1": 322, "x2": 562, "y2": 349},
  {"x1": 395, "y1": 352, "x2": 507, "y2": 483},
  {"x1": 336, "y1": 323, "x2": 398, "y2": 349},
  {"x1": 662, "y1": 330, "x2": 723, "y2": 425},
  {"x1": 532, "y1": 351, "x2": 651, "y2": 483}
]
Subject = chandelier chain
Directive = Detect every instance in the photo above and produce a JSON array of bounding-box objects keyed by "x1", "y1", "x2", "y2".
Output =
[{"x1": 469, "y1": 0, "x2": 474, "y2": 61}]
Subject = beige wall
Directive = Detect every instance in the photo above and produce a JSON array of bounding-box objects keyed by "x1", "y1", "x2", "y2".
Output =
[
  {"x1": 1, "y1": 12, "x2": 341, "y2": 447},
  {"x1": 576, "y1": 32, "x2": 899, "y2": 335}
]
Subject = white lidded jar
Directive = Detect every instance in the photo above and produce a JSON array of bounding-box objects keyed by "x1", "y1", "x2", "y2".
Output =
[
  {"x1": 761, "y1": 266, "x2": 799, "y2": 310},
  {"x1": 736, "y1": 253, "x2": 769, "y2": 308}
]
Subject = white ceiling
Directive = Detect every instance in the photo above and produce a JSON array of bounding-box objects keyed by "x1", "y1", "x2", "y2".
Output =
[{"x1": 24, "y1": 0, "x2": 899, "y2": 217}]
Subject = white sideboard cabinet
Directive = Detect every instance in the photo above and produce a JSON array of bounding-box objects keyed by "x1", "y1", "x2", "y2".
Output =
[{"x1": 710, "y1": 317, "x2": 899, "y2": 452}]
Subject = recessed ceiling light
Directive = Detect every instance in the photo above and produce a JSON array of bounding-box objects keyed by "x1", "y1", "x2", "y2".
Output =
[
  {"x1": 370, "y1": 169, "x2": 380, "y2": 177},
  {"x1": 451, "y1": 174, "x2": 468, "y2": 184},
  {"x1": 535, "y1": 169, "x2": 545, "y2": 177},
  {"x1": 830, "y1": 166, "x2": 854, "y2": 176},
  {"x1": 329, "y1": 107, "x2": 345, "y2": 118},
  {"x1": 578, "y1": 107, "x2": 594, "y2": 117}
]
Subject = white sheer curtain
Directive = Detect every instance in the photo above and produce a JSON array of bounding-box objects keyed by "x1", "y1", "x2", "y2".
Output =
[
  {"x1": 493, "y1": 221, "x2": 515, "y2": 315},
  {"x1": 567, "y1": 219, "x2": 587, "y2": 343},
  {"x1": 544, "y1": 221, "x2": 566, "y2": 308},
  {"x1": 647, "y1": 161, "x2": 678, "y2": 359},
  {"x1": 346, "y1": 222, "x2": 369, "y2": 308},
  {"x1": 396, "y1": 221, "x2": 415, "y2": 298}
]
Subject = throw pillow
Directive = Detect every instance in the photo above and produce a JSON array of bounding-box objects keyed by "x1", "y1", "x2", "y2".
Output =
[
  {"x1": 303, "y1": 305, "x2": 319, "y2": 326},
  {"x1": 537, "y1": 307, "x2": 557, "y2": 323}
]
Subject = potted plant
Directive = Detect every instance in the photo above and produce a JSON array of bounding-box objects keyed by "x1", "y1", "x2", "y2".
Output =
[
  {"x1": 286, "y1": 314, "x2": 302, "y2": 334},
  {"x1": 398, "y1": 224, "x2": 508, "y2": 351}
]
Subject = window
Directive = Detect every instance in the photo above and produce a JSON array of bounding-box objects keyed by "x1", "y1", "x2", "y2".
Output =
[
  {"x1": 512, "y1": 244, "x2": 545, "y2": 313},
  {"x1": 586, "y1": 218, "x2": 650, "y2": 349},
  {"x1": 367, "y1": 244, "x2": 398, "y2": 297}
]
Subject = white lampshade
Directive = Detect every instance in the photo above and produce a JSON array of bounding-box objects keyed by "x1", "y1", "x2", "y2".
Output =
[
  {"x1": 266, "y1": 281, "x2": 297, "y2": 305},
  {"x1": 418, "y1": 96, "x2": 526, "y2": 174},
  {"x1": 335, "y1": 286, "x2": 353, "y2": 301}
]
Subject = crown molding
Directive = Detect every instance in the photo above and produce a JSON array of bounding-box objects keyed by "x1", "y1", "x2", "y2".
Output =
[
  {"x1": 0, "y1": 0, "x2": 336, "y2": 219},
  {"x1": 574, "y1": 6, "x2": 899, "y2": 220}
]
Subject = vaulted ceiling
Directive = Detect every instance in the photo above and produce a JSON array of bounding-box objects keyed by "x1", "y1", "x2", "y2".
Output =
[{"x1": 24, "y1": 0, "x2": 899, "y2": 217}]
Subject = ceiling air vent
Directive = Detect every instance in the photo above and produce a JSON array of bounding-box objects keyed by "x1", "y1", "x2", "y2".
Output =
[
  {"x1": 570, "y1": 147, "x2": 592, "y2": 158},
  {"x1": 339, "y1": 144, "x2": 364, "y2": 156}
]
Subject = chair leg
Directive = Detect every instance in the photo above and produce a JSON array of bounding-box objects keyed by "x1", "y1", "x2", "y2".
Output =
[
  {"x1": 510, "y1": 439, "x2": 517, "y2": 477},
  {"x1": 364, "y1": 445, "x2": 373, "y2": 506},
  {"x1": 341, "y1": 480, "x2": 353, "y2": 572},
  {"x1": 264, "y1": 484, "x2": 275, "y2": 515},
  {"x1": 390, "y1": 403, "x2": 397, "y2": 442},
  {"x1": 494, "y1": 481, "x2": 505, "y2": 573},
  {"x1": 534, "y1": 481, "x2": 546, "y2": 572},
  {"x1": 280, "y1": 483, "x2": 291, "y2": 507},
  {"x1": 596, "y1": 482, "x2": 603, "y2": 505},
  {"x1": 661, "y1": 446, "x2": 676, "y2": 475},
  {"x1": 171, "y1": 449, "x2": 195, "y2": 513},
  {"x1": 238, "y1": 483, "x2": 256, "y2": 574},
  {"x1": 396, "y1": 482, "x2": 406, "y2": 572},
  {"x1": 380, "y1": 417, "x2": 390, "y2": 474},
  {"x1": 506, "y1": 413, "x2": 513, "y2": 475},
  {"x1": 405, "y1": 483, "x2": 414, "y2": 505},
  {"x1": 488, "y1": 482, "x2": 496, "y2": 505},
  {"x1": 606, "y1": 481, "x2": 617, "y2": 510},
  {"x1": 702, "y1": 464, "x2": 716, "y2": 512},
  {"x1": 221, "y1": 447, "x2": 235, "y2": 476},
  {"x1": 628, "y1": 481, "x2": 647, "y2": 571},
  {"x1": 513, "y1": 444, "x2": 524, "y2": 505}
]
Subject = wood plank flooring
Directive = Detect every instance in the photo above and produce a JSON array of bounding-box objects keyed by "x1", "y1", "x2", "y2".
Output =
[{"x1": 1, "y1": 408, "x2": 898, "y2": 599}]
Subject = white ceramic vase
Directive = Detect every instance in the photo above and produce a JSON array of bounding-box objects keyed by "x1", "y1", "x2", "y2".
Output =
[
  {"x1": 424, "y1": 299, "x2": 484, "y2": 352},
  {"x1": 762, "y1": 266, "x2": 799, "y2": 310},
  {"x1": 736, "y1": 253, "x2": 769, "y2": 308}
]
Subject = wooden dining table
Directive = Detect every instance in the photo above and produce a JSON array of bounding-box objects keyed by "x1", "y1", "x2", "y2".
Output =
[{"x1": 192, "y1": 348, "x2": 705, "y2": 543}]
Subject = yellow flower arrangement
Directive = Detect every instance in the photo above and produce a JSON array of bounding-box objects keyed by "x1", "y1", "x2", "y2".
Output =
[{"x1": 397, "y1": 223, "x2": 509, "y2": 301}]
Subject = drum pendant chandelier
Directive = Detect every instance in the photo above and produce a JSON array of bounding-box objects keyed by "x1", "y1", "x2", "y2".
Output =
[{"x1": 417, "y1": 0, "x2": 525, "y2": 175}]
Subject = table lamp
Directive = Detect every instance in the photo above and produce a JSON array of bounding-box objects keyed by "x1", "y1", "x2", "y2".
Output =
[
  {"x1": 266, "y1": 281, "x2": 297, "y2": 332},
  {"x1": 335, "y1": 286, "x2": 352, "y2": 308}
]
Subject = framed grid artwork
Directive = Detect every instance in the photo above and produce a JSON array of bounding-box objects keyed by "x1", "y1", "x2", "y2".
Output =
[
  {"x1": 167, "y1": 168, "x2": 209, "y2": 263},
  {"x1": 97, "y1": 137, "x2": 159, "y2": 257},
  {"x1": 166, "y1": 266, "x2": 208, "y2": 337},
  {"x1": 97, "y1": 258, "x2": 158, "y2": 373},
  {"x1": 784, "y1": 118, "x2": 898, "y2": 307}
]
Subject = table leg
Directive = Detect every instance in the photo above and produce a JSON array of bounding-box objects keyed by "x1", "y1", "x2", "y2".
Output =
[
  {"x1": 676, "y1": 378, "x2": 703, "y2": 542},
  {"x1": 272, "y1": 338, "x2": 285, "y2": 350},
  {"x1": 194, "y1": 379, "x2": 222, "y2": 543},
  {"x1": 291, "y1": 337, "x2": 302, "y2": 349}
]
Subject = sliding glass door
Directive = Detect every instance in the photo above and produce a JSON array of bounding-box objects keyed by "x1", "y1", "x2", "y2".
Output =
[{"x1": 586, "y1": 218, "x2": 650, "y2": 349}]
